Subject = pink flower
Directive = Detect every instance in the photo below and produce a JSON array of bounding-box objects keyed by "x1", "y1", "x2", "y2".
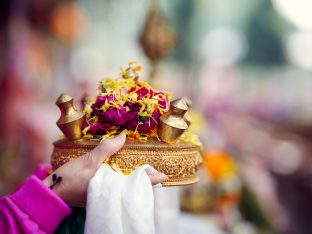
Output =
[
  {"x1": 91, "y1": 95, "x2": 115, "y2": 116},
  {"x1": 87, "y1": 123, "x2": 111, "y2": 135},
  {"x1": 82, "y1": 116, "x2": 88, "y2": 129},
  {"x1": 99, "y1": 105, "x2": 138, "y2": 126},
  {"x1": 137, "y1": 87, "x2": 149, "y2": 100},
  {"x1": 126, "y1": 110, "x2": 160, "y2": 133},
  {"x1": 148, "y1": 89, "x2": 155, "y2": 98},
  {"x1": 92, "y1": 95, "x2": 114, "y2": 109},
  {"x1": 158, "y1": 99, "x2": 168, "y2": 109}
]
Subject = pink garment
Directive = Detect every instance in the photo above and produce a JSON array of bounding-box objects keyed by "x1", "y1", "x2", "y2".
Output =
[{"x1": 0, "y1": 165, "x2": 71, "y2": 234}]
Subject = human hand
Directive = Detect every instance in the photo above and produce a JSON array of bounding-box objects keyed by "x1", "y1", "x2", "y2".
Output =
[{"x1": 44, "y1": 134, "x2": 168, "y2": 207}]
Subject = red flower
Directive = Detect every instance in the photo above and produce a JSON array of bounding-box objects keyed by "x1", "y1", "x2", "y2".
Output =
[
  {"x1": 99, "y1": 105, "x2": 138, "y2": 126},
  {"x1": 92, "y1": 95, "x2": 114, "y2": 109},
  {"x1": 91, "y1": 94, "x2": 115, "y2": 116},
  {"x1": 126, "y1": 110, "x2": 160, "y2": 133},
  {"x1": 158, "y1": 99, "x2": 168, "y2": 109},
  {"x1": 82, "y1": 116, "x2": 89, "y2": 129},
  {"x1": 87, "y1": 123, "x2": 111, "y2": 135},
  {"x1": 137, "y1": 87, "x2": 149, "y2": 100}
]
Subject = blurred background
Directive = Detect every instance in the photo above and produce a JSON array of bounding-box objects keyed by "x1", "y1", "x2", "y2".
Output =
[{"x1": 1, "y1": 0, "x2": 312, "y2": 234}]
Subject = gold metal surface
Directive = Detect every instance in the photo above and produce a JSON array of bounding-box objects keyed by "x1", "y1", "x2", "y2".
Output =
[
  {"x1": 171, "y1": 98, "x2": 188, "y2": 113},
  {"x1": 182, "y1": 97, "x2": 192, "y2": 126},
  {"x1": 80, "y1": 93, "x2": 95, "y2": 110},
  {"x1": 51, "y1": 138, "x2": 202, "y2": 186},
  {"x1": 182, "y1": 96, "x2": 192, "y2": 108},
  {"x1": 184, "y1": 112, "x2": 192, "y2": 126},
  {"x1": 158, "y1": 98, "x2": 189, "y2": 143},
  {"x1": 56, "y1": 93, "x2": 84, "y2": 141},
  {"x1": 139, "y1": 8, "x2": 175, "y2": 63},
  {"x1": 138, "y1": 5, "x2": 175, "y2": 83}
]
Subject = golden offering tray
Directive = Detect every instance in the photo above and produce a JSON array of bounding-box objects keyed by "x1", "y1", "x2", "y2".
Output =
[
  {"x1": 51, "y1": 138, "x2": 202, "y2": 186},
  {"x1": 52, "y1": 65, "x2": 203, "y2": 187}
]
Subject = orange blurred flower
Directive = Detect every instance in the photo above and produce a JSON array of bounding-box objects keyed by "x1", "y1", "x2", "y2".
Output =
[
  {"x1": 50, "y1": 2, "x2": 87, "y2": 44},
  {"x1": 203, "y1": 150, "x2": 236, "y2": 182}
]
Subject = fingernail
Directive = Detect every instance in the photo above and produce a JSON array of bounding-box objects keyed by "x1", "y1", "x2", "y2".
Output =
[
  {"x1": 115, "y1": 133, "x2": 126, "y2": 140},
  {"x1": 105, "y1": 133, "x2": 126, "y2": 143},
  {"x1": 156, "y1": 173, "x2": 168, "y2": 181}
]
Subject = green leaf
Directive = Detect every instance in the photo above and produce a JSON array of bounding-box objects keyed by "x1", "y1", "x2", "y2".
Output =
[{"x1": 139, "y1": 116, "x2": 149, "y2": 122}]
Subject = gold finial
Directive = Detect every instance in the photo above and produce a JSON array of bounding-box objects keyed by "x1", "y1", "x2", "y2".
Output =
[
  {"x1": 139, "y1": 9, "x2": 175, "y2": 63},
  {"x1": 182, "y1": 97, "x2": 192, "y2": 126},
  {"x1": 182, "y1": 96, "x2": 192, "y2": 108},
  {"x1": 158, "y1": 98, "x2": 189, "y2": 143},
  {"x1": 80, "y1": 93, "x2": 95, "y2": 110},
  {"x1": 170, "y1": 98, "x2": 188, "y2": 113},
  {"x1": 56, "y1": 93, "x2": 84, "y2": 141},
  {"x1": 139, "y1": 7, "x2": 175, "y2": 83}
]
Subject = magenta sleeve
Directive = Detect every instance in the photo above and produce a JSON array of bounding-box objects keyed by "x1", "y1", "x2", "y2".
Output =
[
  {"x1": 33, "y1": 163, "x2": 52, "y2": 180},
  {"x1": 0, "y1": 175, "x2": 71, "y2": 234}
]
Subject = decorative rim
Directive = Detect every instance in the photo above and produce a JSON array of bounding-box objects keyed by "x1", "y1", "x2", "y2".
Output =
[{"x1": 51, "y1": 138, "x2": 202, "y2": 186}]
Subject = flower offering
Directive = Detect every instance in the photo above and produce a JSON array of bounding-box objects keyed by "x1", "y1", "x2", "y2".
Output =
[
  {"x1": 52, "y1": 61, "x2": 202, "y2": 186},
  {"x1": 82, "y1": 62, "x2": 172, "y2": 142}
]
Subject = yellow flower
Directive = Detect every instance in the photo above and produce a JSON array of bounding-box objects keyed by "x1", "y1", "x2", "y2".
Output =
[{"x1": 179, "y1": 131, "x2": 203, "y2": 150}]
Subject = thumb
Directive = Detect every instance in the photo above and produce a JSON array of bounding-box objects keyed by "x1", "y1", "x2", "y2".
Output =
[{"x1": 89, "y1": 133, "x2": 126, "y2": 167}]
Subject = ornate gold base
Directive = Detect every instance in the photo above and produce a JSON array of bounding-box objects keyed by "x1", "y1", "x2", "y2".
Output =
[{"x1": 51, "y1": 138, "x2": 202, "y2": 186}]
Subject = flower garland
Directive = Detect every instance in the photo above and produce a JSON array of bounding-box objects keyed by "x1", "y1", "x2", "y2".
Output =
[{"x1": 82, "y1": 62, "x2": 172, "y2": 142}]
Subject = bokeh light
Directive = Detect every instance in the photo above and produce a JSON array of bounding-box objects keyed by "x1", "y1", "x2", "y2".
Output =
[
  {"x1": 273, "y1": 0, "x2": 312, "y2": 29},
  {"x1": 285, "y1": 30, "x2": 312, "y2": 69},
  {"x1": 200, "y1": 27, "x2": 248, "y2": 66}
]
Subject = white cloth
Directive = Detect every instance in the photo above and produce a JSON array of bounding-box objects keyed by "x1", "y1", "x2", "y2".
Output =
[{"x1": 85, "y1": 164, "x2": 159, "y2": 234}]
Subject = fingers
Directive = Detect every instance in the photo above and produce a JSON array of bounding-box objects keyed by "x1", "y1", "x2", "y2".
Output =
[
  {"x1": 89, "y1": 133, "x2": 126, "y2": 167},
  {"x1": 147, "y1": 172, "x2": 168, "y2": 185},
  {"x1": 84, "y1": 133, "x2": 168, "y2": 185}
]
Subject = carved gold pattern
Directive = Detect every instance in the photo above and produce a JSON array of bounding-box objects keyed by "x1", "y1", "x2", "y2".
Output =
[{"x1": 51, "y1": 139, "x2": 202, "y2": 186}]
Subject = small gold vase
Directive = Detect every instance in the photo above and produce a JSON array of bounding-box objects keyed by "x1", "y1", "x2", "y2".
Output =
[
  {"x1": 80, "y1": 93, "x2": 95, "y2": 110},
  {"x1": 56, "y1": 93, "x2": 84, "y2": 141},
  {"x1": 158, "y1": 98, "x2": 189, "y2": 143},
  {"x1": 182, "y1": 97, "x2": 192, "y2": 126}
]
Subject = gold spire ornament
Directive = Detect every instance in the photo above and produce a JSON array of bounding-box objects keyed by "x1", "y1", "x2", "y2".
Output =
[
  {"x1": 158, "y1": 98, "x2": 189, "y2": 143},
  {"x1": 56, "y1": 93, "x2": 84, "y2": 141},
  {"x1": 80, "y1": 93, "x2": 94, "y2": 110},
  {"x1": 139, "y1": 6, "x2": 175, "y2": 82}
]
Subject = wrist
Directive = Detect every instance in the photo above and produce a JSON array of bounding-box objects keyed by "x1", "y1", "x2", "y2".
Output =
[
  {"x1": 43, "y1": 175, "x2": 52, "y2": 187},
  {"x1": 43, "y1": 174, "x2": 64, "y2": 202}
]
